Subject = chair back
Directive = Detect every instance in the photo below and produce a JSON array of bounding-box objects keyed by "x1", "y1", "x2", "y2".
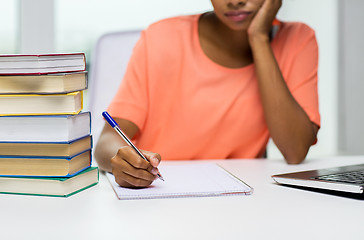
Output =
[{"x1": 88, "y1": 30, "x2": 141, "y2": 144}]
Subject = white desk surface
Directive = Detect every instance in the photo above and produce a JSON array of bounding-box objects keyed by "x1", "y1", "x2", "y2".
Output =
[{"x1": 1, "y1": 156, "x2": 364, "y2": 240}]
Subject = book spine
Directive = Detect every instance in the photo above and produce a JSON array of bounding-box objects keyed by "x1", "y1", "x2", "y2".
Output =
[
  {"x1": 0, "y1": 53, "x2": 96, "y2": 197},
  {"x1": 0, "y1": 148, "x2": 91, "y2": 159},
  {"x1": 0, "y1": 53, "x2": 86, "y2": 75}
]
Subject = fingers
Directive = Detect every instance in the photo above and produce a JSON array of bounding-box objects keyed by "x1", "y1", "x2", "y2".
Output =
[
  {"x1": 261, "y1": 0, "x2": 281, "y2": 16},
  {"x1": 248, "y1": 0, "x2": 282, "y2": 37},
  {"x1": 142, "y1": 150, "x2": 161, "y2": 168},
  {"x1": 111, "y1": 146, "x2": 161, "y2": 188},
  {"x1": 269, "y1": 0, "x2": 282, "y2": 12},
  {"x1": 113, "y1": 169, "x2": 155, "y2": 188}
]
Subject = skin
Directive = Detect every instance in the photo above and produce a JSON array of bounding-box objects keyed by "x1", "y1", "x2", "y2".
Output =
[
  {"x1": 95, "y1": 119, "x2": 160, "y2": 188},
  {"x1": 95, "y1": 0, "x2": 319, "y2": 188}
]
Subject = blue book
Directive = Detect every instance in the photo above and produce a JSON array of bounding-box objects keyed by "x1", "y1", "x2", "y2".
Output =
[
  {"x1": 0, "y1": 112, "x2": 90, "y2": 142},
  {"x1": 0, "y1": 150, "x2": 91, "y2": 177},
  {"x1": 0, "y1": 135, "x2": 92, "y2": 157}
]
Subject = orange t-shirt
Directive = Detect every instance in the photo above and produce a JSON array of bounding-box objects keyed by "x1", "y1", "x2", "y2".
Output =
[{"x1": 108, "y1": 14, "x2": 320, "y2": 160}]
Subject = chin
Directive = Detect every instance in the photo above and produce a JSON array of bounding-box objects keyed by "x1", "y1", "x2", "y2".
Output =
[
  {"x1": 226, "y1": 23, "x2": 249, "y2": 32},
  {"x1": 221, "y1": 19, "x2": 250, "y2": 32}
]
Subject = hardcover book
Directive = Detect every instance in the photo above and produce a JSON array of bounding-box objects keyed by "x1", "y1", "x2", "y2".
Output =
[
  {"x1": 0, "y1": 135, "x2": 92, "y2": 157},
  {"x1": 0, "y1": 112, "x2": 91, "y2": 142},
  {"x1": 0, "y1": 53, "x2": 86, "y2": 75},
  {"x1": 0, "y1": 150, "x2": 91, "y2": 177},
  {"x1": 0, "y1": 167, "x2": 98, "y2": 197},
  {"x1": 0, "y1": 71, "x2": 87, "y2": 94},
  {"x1": 0, "y1": 91, "x2": 83, "y2": 115}
]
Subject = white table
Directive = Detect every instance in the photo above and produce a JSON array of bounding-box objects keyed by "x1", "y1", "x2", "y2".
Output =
[{"x1": 1, "y1": 156, "x2": 364, "y2": 240}]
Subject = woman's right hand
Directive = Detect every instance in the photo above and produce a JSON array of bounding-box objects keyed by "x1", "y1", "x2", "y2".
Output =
[{"x1": 110, "y1": 146, "x2": 162, "y2": 188}]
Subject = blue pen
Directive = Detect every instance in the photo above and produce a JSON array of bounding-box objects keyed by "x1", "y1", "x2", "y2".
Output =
[{"x1": 102, "y1": 111, "x2": 164, "y2": 181}]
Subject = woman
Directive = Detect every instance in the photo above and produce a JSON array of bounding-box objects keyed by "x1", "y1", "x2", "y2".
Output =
[{"x1": 94, "y1": 0, "x2": 320, "y2": 188}]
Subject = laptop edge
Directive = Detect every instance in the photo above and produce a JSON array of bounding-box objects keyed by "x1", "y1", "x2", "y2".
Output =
[{"x1": 272, "y1": 164, "x2": 364, "y2": 194}]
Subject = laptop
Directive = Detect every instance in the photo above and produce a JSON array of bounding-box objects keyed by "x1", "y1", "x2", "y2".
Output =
[{"x1": 272, "y1": 164, "x2": 364, "y2": 195}]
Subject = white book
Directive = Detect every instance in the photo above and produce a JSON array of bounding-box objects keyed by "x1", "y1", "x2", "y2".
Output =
[
  {"x1": 0, "y1": 112, "x2": 91, "y2": 142},
  {"x1": 107, "y1": 163, "x2": 253, "y2": 200},
  {"x1": 0, "y1": 53, "x2": 86, "y2": 75}
]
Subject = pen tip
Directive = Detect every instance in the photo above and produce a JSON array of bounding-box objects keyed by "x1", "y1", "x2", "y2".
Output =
[{"x1": 158, "y1": 175, "x2": 165, "y2": 181}]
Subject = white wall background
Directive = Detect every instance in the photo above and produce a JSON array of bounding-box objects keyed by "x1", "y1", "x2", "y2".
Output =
[
  {"x1": 56, "y1": 0, "x2": 214, "y2": 58},
  {"x1": 338, "y1": 0, "x2": 364, "y2": 156},
  {"x1": 20, "y1": 0, "x2": 54, "y2": 54},
  {"x1": 0, "y1": 0, "x2": 17, "y2": 54}
]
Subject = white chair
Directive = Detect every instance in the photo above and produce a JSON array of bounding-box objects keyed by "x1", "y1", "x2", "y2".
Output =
[{"x1": 88, "y1": 30, "x2": 141, "y2": 145}]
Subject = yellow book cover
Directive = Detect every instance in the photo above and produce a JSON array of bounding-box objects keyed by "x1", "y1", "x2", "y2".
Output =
[
  {"x1": 0, "y1": 72, "x2": 87, "y2": 94},
  {"x1": 0, "y1": 150, "x2": 91, "y2": 177},
  {"x1": 0, "y1": 135, "x2": 92, "y2": 157},
  {"x1": 0, "y1": 91, "x2": 83, "y2": 115}
]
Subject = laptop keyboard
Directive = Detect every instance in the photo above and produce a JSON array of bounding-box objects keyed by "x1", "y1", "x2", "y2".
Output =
[{"x1": 313, "y1": 170, "x2": 364, "y2": 184}]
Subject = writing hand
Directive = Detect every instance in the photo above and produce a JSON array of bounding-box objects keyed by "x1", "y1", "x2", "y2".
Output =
[{"x1": 111, "y1": 146, "x2": 161, "y2": 188}]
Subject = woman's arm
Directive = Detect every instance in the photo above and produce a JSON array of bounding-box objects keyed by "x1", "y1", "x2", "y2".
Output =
[
  {"x1": 94, "y1": 118, "x2": 161, "y2": 187},
  {"x1": 94, "y1": 118, "x2": 138, "y2": 172},
  {"x1": 248, "y1": 0, "x2": 319, "y2": 164}
]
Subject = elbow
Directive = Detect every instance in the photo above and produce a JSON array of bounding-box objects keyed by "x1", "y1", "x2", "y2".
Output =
[
  {"x1": 285, "y1": 155, "x2": 305, "y2": 165},
  {"x1": 282, "y1": 145, "x2": 310, "y2": 165}
]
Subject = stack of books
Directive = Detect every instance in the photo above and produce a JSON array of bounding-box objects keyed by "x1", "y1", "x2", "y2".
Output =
[{"x1": 0, "y1": 53, "x2": 98, "y2": 197}]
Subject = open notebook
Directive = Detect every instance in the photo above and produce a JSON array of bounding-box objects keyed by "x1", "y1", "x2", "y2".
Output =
[{"x1": 106, "y1": 163, "x2": 253, "y2": 200}]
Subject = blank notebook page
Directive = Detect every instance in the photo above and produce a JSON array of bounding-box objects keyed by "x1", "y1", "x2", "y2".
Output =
[{"x1": 106, "y1": 163, "x2": 253, "y2": 200}]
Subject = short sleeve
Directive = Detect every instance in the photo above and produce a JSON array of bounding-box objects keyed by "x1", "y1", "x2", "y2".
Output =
[
  {"x1": 284, "y1": 25, "x2": 321, "y2": 128},
  {"x1": 107, "y1": 31, "x2": 149, "y2": 130}
]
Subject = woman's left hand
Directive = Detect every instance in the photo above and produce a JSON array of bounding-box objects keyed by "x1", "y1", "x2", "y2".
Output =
[{"x1": 247, "y1": 0, "x2": 282, "y2": 39}]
